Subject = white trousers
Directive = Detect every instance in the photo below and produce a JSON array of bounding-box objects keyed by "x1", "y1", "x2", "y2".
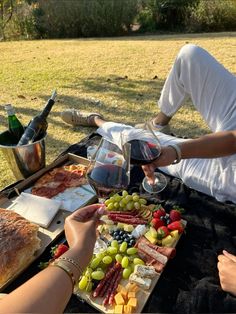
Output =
[{"x1": 156, "y1": 44, "x2": 236, "y2": 203}]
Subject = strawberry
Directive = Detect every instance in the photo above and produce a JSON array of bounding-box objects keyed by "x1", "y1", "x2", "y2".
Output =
[
  {"x1": 157, "y1": 226, "x2": 170, "y2": 239},
  {"x1": 51, "y1": 243, "x2": 69, "y2": 259},
  {"x1": 151, "y1": 218, "x2": 165, "y2": 230},
  {"x1": 169, "y1": 209, "x2": 181, "y2": 222},
  {"x1": 153, "y1": 208, "x2": 166, "y2": 219},
  {"x1": 167, "y1": 220, "x2": 184, "y2": 233}
]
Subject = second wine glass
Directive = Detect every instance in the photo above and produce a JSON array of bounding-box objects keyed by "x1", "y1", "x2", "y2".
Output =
[
  {"x1": 128, "y1": 123, "x2": 167, "y2": 194},
  {"x1": 86, "y1": 138, "x2": 131, "y2": 203}
]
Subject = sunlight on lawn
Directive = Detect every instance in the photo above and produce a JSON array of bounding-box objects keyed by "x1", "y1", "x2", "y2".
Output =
[{"x1": 0, "y1": 32, "x2": 235, "y2": 188}]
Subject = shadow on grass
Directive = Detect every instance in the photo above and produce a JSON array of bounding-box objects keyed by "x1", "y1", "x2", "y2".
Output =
[
  {"x1": 64, "y1": 75, "x2": 163, "y2": 102},
  {"x1": 0, "y1": 75, "x2": 208, "y2": 158}
]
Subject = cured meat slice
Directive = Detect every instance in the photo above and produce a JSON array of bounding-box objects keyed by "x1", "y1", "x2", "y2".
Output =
[
  {"x1": 137, "y1": 242, "x2": 168, "y2": 265},
  {"x1": 137, "y1": 236, "x2": 176, "y2": 259},
  {"x1": 32, "y1": 164, "x2": 87, "y2": 198},
  {"x1": 137, "y1": 248, "x2": 165, "y2": 273}
]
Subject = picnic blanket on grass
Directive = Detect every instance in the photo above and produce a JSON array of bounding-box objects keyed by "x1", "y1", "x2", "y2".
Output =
[
  {"x1": 3, "y1": 132, "x2": 236, "y2": 313},
  {"x1": 61, "y1": 132, "x2": 236, "y2": 313}
]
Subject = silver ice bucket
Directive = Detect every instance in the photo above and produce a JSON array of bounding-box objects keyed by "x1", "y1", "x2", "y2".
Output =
[{"x1": 0, "y1": 130, "x2": 46, "y2": 180}]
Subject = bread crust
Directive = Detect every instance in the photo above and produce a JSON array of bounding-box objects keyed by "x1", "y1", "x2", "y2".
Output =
[{"x1": 0, "y1": 208, "x2": 41, "y2": 287}]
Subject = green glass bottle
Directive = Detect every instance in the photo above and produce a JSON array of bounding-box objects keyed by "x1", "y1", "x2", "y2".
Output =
[{"x1": 4, "y1": 104, "x2": 24, "y2": 143}]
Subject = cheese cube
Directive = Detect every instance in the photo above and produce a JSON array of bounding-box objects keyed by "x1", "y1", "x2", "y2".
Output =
[
  {"x1": 117, "y1": 284, "x2": 124, "y2": 293},
  {"x1": 127, "y1": 291, "x2": 136, "y2": 299},
  {"x1": 124, "y1": 305, "x2": 133, "y2": 313},
  {"x1": 114, "y1": 305, "x2": 123, "y2": 314},
  {"x1": 127, "y1": 297, "x2": 137, "y2": 309},
  {"x1": 115, "y1": 292, "x2": 125, "y2": 305},
  {"x1": 120, "y1": 287, "x2": 128, "y2": 299},
  {"x1": 125, "y1": 282, "x2": 139, "y2": 292}
]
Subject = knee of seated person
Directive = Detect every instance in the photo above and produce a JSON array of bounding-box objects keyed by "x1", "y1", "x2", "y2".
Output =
[{"x1": 177, "y1": 44, "x2": 204, "y2": 63}]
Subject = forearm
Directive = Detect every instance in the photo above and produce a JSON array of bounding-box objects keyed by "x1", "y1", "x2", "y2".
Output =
[
  {"x1": 179, "y1": 130, "x2": 236, "y2": 159},
  {"x1": 0, "y1": 247, "x2": 87, "y2": 314}
]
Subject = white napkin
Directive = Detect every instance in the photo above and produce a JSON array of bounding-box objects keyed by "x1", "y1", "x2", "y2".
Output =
[
  {"x1": 97, "y1": 121, "x2": 154, "y2": 148},
  {"x1": 97, "y1": 122, "x2": 134, "y2": 148},
  {"x1": 52, "y1": 184, "x2": 96, "y2": 212},
  {"x1": 8, "y1": 192, "x2": 61, "y2": 228}
]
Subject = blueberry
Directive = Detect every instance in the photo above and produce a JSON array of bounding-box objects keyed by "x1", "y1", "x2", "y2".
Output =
[
  {"x1": 160, "y1": 216, "x2": 165, "y2": 221},
  {"x1": 166, "y1": 219, "x2": 171, "y2": 225},
  {"x1": 130, "y1": 239, "x2": 136, "y2": 246},
  {"x1": 118, "y1": 239, "x2": 122, "y2": 244}
]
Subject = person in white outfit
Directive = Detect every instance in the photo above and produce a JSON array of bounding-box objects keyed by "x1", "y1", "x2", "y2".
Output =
[
  {"x1": 61, "y1": 44, "x2": 236, "y2": 205},
  {"x1": 140, "y1": 43, "x2": 236, "y2": 204}
]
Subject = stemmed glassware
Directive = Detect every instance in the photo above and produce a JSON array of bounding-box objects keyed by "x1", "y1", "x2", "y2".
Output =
[
  {"x1": 86, "y1": 138, "x2": 131, "y2": 203},
  {"x1": 127, "y1": 122, "x2": 167, "y2": 194}
]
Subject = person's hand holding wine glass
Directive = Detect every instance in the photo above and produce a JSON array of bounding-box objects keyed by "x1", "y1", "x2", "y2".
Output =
[
  {"x1": 127, "y1": 123, "x2": 167, "y2": 194},
  {"x1": 142, "y1": 145, "x2": 178, "y2": 175}
]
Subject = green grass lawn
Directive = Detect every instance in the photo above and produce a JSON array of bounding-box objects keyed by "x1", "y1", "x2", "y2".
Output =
[{"x1": 0, "y1": 32, "x2": 236, "y2": 189}]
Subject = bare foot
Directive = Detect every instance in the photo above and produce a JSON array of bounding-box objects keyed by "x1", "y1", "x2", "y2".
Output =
[{"x1": 92, "y1": 115, "x2": 106, "y2": 127}]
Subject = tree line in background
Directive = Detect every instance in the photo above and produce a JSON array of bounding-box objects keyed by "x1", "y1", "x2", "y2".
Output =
[{"x1": 1, "y1": 0, "x2": 236, "y2": 40}]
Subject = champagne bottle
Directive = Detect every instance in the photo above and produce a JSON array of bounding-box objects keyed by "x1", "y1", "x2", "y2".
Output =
[
  {"x1": 5, "y1": 104, "x2": 24, "y2": 143},
  {"x1": 18, "y1": 90, "x2": 57, "y2": 146}
]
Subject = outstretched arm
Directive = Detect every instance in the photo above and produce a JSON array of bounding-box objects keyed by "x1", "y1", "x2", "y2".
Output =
[
  {"x1": 0, "y1": 204, "x2": 106, "y2": 314},
  {"x1": 143, "y1": 130, "x2": 236, "y2": 173}
]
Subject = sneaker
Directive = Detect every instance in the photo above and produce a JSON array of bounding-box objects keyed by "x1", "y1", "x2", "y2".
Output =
[
  {"x1": 61, "y1": 109, "x2": 104, "y2": 127},
  {"x1": 135, "y1": 119, "x2": 170, "y2": 134}
]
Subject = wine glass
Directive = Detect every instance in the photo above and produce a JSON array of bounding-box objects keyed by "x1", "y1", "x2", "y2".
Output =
[
  {"x1": 127, "y1": 123, "x2": 167, "y2": 194},
  {"x1": 86, "y1": 138, "x2": 131, "y2": 203}
]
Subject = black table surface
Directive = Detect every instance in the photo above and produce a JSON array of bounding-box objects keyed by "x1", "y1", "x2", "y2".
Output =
[{"x1": 2, "y1": 133, "x2": 236, "y2": 313}]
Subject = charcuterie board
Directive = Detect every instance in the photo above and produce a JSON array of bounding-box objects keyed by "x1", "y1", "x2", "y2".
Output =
[{"x1": 72, "y1": 192, "x2": 187, "y2": 314}]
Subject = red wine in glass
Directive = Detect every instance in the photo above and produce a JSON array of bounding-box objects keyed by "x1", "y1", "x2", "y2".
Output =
[
  {"x1": 128, "y1": 139, "x2": 161, "y2": 165},
  {"x1": 128, "y1": 126, "x2": 167, "y2": 194},
  {"x1": 87, "y1": 164, "x2": 129, "y2": 200}
]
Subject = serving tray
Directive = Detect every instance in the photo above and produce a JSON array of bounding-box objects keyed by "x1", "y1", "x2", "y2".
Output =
[{"x1": 0, "y1": 154, "x2": 97, "y2": 292}]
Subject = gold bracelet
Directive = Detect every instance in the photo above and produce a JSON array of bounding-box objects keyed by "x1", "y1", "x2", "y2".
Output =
[
  {"x1": 50, "y1": 260, "x2": 75, "y2": 288},
  {"x1": 57, "y1": 256, "x2": 83, "y2": 277}
]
